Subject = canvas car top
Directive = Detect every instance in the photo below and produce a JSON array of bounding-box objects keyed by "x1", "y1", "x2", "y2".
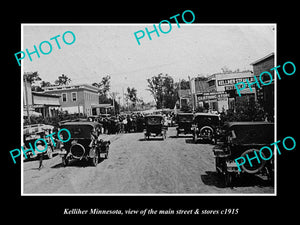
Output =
[
  {"x1": 194, "y1": 112, "x2": 219, "y2": 117},
  {"x1": 225, "y1": 121, "x2": 274, "y2": 145},
  {"x1": 225, "y1": 121, "x2": 274, "y2": 128}
]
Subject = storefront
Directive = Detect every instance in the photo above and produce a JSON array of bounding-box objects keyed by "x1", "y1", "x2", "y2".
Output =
[
  {"x1": 196, "y1": 91, "x2": 229, "y2": 112},
  {"x1": 206, "y1": 71, "x2": 256, "y2": 111},
  {"x1": 32, "y1": 92, "x2": 61, "y2": 118}
]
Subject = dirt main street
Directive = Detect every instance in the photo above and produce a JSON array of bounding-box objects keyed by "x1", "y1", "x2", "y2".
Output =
[{"x1": 23, "y1": 127, "x2": 274, "y2": 194}]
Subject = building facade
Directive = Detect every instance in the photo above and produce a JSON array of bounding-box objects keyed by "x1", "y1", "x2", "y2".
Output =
[
  {"x1": 188, "y1": 71, "x2": 257, "y2": 113},
  {"x1": 23, "y1": 80, "x2": 61, "y2": 118},
  {"x1": 250, "y1": 52, "x2": 274, "y2": 120},
  {"x1": 44, "y1": 84, "x2": 100, "y2": 116},
  {"x1": 32, "y1": 92, "x2": 60, "y2": 118},
  {"x1": 203, "y1": 71, "x2": 256, "y2": 112}
]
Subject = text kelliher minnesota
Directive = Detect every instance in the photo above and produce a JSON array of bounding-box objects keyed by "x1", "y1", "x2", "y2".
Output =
[{"x1": 64, "y1": 208, "x2": 123, "y2": 215}]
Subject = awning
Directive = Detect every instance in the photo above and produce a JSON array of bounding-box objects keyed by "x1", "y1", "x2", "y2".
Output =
[{"x1": 23, "y1": 110, "x2": 42, "y2": 117}]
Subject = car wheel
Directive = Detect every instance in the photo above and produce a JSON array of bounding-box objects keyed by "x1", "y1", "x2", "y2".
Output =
[
  {"x1": 240, "y1": 149, "x2": 266, "y2": 174},
  {"x1": 194, "y1": 135, "x2": 198, "y2": 143},
  {"x1": 47, "y1": 148, "x2": 53, "y2": 159},
  {"x1": 62, "y1": 157, "x2": 68, "y2": 167},
  {"x1": 224, "y1": 172, "x2": 233, "y2": 188},
  {"x1": 91, "y1": 154, "x2": 99, "y2": 166}
]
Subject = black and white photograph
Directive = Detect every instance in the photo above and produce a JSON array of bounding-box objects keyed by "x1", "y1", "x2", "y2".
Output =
[
  {"x1": 4, "y1": 4, "x2": 298, "y2": 221},
  {"x1": 21, "y1": 24, "x2": 276, "y2": 195}
]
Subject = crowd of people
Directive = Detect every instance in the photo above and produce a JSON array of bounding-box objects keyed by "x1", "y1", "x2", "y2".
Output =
[{"x1": 89, "y1": 113, "x2": 154, "y2": 134}]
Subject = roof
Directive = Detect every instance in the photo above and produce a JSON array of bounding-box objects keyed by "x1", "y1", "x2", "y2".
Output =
[
  {"x1": 60, "y1": 121, "x2": 100, "y2": 127},
  {"x1": 226, "y1": 121, "x2": 274, "y2": 127},
  {"x1": 32, "y1": 92, "x2": 60, "y2": 98},
  {"x1": 195, "y1": 79, "x2": 209, "y2": 93},
  {"x1": 250, "y1": 52, "x2": 274, "y2": 65},
  {"x1": 44, "y1": 84, "x2": 100, "y2": 93}
]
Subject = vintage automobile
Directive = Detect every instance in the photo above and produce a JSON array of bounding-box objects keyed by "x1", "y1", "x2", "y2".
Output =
[
  {"x1": 144, "y1": 115, "x2": 167, "y2": 140},
  {"x1": 213, "y1": 121, "x2": 274, "y2": 187},
  {"x1": 23, "y1": 124, "x2": 55, "y2": 159},
  {"x1": 59, "y1": 121, "x2": 110, "y2": 166},
  {"x1": 192, "y1": 113, "x2": 221, "y2": 143},
  {"x1": 176, "y1": 113, "x2": 194, "y2": 137}
]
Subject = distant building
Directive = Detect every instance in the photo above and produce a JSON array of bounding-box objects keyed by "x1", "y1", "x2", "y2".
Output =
[
  {"x1": 206, "y1": 71, "x2": 256, "y2": 112},
  {"x1": 250, "y1": 52, "x2": 274, "y2": 119},
  {"x1": 44, "y1": 84, "x2": 100, "y2": 116},
  {"x1": 188, "y1": 71, "x2": 257, "y2": 112},
  {"x1": 178, "y1": 89, "x2": 191, "y2": 109},
  {"x1": 32, "y1": 92, "x2": 60, "y2": 118},
  {"x1": 190, "y1": 77, "x2": 209, "y2": 110},
  {"x1": 23, "y1": 80, "x2": 60, "y2": 118}
]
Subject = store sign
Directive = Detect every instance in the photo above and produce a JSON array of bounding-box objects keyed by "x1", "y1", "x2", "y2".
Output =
[
  {"x1": 197, "y1": 92, "x2": 229, "y2": 101},
  {"x1": 225, "y1": 84, "x2": 244, "y2": 91},
  {"x1": 218, "y1": 77, "x2": 255, "y2": 86}
]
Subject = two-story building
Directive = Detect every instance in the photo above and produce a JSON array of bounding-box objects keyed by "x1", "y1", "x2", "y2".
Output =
[{"x1": 43, "y1": 84, "x2": 100, "y2": 116}]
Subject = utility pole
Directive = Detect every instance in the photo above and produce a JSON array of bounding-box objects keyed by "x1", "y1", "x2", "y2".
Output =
[
  {"x1": 110, "y1": 92, "x2": 118, "y2": 115},
  {"x1": 188, "y1": 76, "x2": 195, "y2": 112},
  {"x1": 23, "y1": 74, "x2": 31, "y2": 124},
  {"x1": 178, "y1": 78, "x2": 181, "y2": 109}
]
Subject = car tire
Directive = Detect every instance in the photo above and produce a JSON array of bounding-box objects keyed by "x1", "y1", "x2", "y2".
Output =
[
  {"x1": 240, "y1": 149, "x2": 266, "y2": 174},
  {"x1": 47, "y1": 147, "x2": 53, "y2": 159},
  {"x1": 62, "y1": 157, "x2": 68, "y2": 167},
  {"x1": 91, "y1": 154, "x2": 99, "y2": 166},
  {"x1": 194, "y1": 134, "x2": 198, "y2": 143},
  {"x1": 224, "y1": 172, "x2": 233, "y2": 188}
]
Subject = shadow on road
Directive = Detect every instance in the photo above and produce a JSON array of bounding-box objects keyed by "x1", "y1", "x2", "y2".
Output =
[
  {"x1": 185, "y1": 139, "x2": 214, "y2": 145},
  {"x1": 168, "y1": 135, "x2": 193, "y2": 139},
  {"x1": 51, "y1": 158, "x2": 106, "y2": 169},
  {"x1": 201, "y1": 171, "x2": 273, "y2": 188},
  {"x1": 138, "y1": 138, "x2": 165, "y2": 141}
]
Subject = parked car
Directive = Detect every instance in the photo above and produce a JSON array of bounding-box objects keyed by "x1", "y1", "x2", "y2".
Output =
[
  {"x1": 192, "y1": 113, "x2": 221, "y2": 143},
  {"x1": 23, "y1": 124, "x2": 55, "y2": 159},
  {"x1": 176, "y1": 113, "x2": 194, "y2": 137},
  {"x1": 144, "y1": 115, "x2": 167, "y2": 140},
  {"x1": 59, "y1": 121, "x2": 110, "y2": 166},
  {"x1": 213, "y1": 121, "x2": 274, "y2": 187}
]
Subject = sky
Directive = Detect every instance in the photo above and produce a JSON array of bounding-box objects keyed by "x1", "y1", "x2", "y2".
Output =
[{"x1": 22, "y1": 24, "x2": 275, "y2": 103}]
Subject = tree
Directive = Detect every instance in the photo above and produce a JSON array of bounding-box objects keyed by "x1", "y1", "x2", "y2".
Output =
[
  {"x1": 24, "y1": 71, "x2": 43, "y2": 92},
  {"x1": 126, "y1": 87, "x2": 138, "y2": 108},
  {"x1": 147, "y1": 73, "x2": 178, "y2": 109},
  {"x1": 179, "y1": 79, "x2": 190, "y2": 89},
  {"x1": 24, "y1": 71, "x2": 41, "y2": 83},
  {"x1": 221, "y1": 97, "x2": 266, "y2": 122},
  {"x1": 40, "y1": 81, "x2": 52, "y2": 88},
  {"x1": 221, "y1": 66, "x2": 232, "y2": 73},
  {"x1": 54, "y1": 74, "x2": 71, "y2": 86},
  {"x1": 92, "y1": 75, "x2": 111, "y2": 96}
]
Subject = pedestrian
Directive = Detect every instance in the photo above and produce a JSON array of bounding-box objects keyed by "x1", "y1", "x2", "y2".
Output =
[
  {"x1": 123, "y1": 117, "x2": 128, "y2": 133},
  {"x1": 127, "y1": 115, "x2": 132, "y2": 133},
  {"x1": 36, "y1": 132, "x2": 47, "y2": 170}
]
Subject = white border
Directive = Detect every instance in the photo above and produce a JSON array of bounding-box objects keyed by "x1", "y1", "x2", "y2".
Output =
[{"x1": 21, "y1": 23, "x2": 277, "y2": 196}]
